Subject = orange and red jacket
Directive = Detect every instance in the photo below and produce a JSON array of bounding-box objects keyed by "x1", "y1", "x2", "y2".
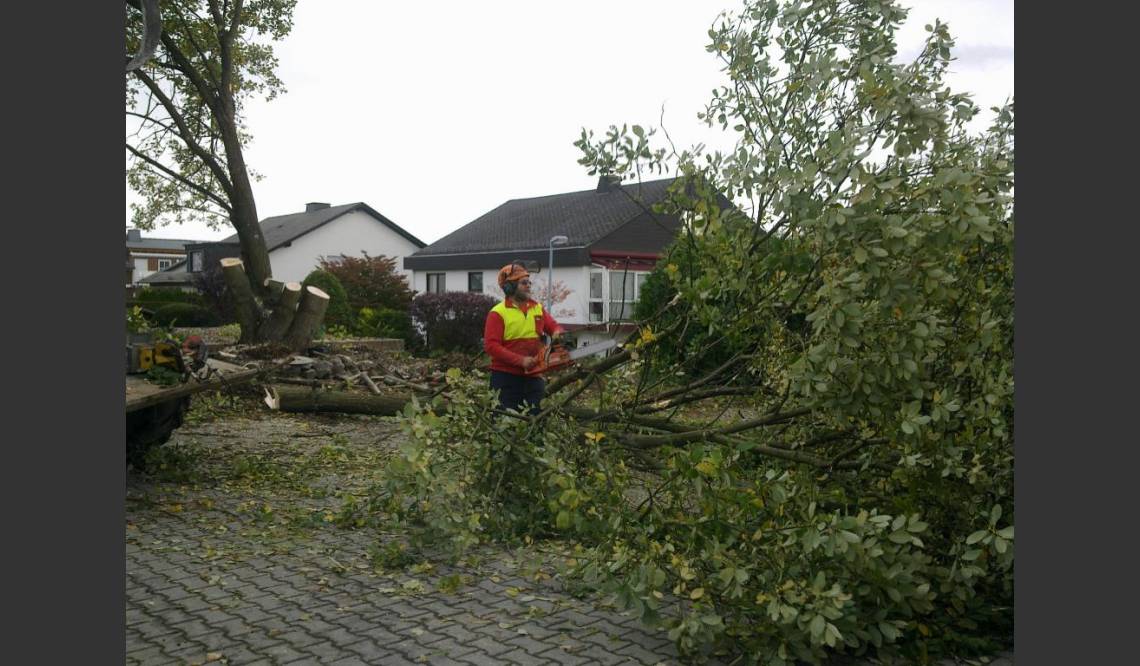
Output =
[{"x1": 484, "y1": 298, "x2": 563, "y2": 375}]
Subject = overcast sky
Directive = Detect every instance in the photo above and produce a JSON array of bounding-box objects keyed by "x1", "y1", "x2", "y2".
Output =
[{"x1": 127, "y1": 0, "x2": 1013, "y2": 244}]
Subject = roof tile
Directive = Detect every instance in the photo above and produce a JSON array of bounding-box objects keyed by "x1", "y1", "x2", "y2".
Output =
[{"x1": 412, "y1": 178, "x2": 679, "y2": 256}]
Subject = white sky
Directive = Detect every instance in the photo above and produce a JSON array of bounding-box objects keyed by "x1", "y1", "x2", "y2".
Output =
[{"x1": 126, "y1": 0, "x2": 1013, "y2": 244}]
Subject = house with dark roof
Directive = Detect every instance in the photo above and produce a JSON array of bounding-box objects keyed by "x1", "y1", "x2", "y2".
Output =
[
  {"x1": 140, "y1": 201, "x2": 426, "y2": 288},
  {"x1": 126, "y1": 228, "x2": 195, "y2": 285},
  {"x1": 404, "y1": 176, "x2": 691, "y2": 345}
]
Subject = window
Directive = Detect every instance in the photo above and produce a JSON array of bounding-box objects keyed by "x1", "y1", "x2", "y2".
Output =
[
  {"x1": 605, "y1": 271, "x2": 650, "y2": 322},
  {"x1": 609, "y1": 272, "x2": 637, "y2": 321},
  {"x1": 157, "y1": 259, "x2": 172, "y2": 270},
  {"x1": 588, "y1": 270, "x2": 604, "y2": 322},
  {"x1": 468, "y1": 271, "x2": 483, "y2": 293},
  {"x1": 190, "y1": 251, "x2": 204, "y2": 272},
  {"x1": 426, "y1": 273, "x2": 446, "y2": 293}
]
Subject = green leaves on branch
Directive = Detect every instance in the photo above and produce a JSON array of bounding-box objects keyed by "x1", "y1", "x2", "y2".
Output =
[{"x1": 567, "y1": 0, "x2": 1013, "y2": 661}]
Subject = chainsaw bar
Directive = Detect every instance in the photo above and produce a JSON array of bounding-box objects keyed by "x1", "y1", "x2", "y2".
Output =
[{"x1": 567, "y1": 338, "x2": 619, "y2": 359}]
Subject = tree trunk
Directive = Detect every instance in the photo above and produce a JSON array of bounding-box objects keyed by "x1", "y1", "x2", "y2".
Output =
[
  {"x1": 258, "y1": 281, "x2": 302, "y2": 341},
  {"x1": 216, "y1": 11, "x2": 273, "y2": 300},
  {"x1": 220, "y1": 258, "x2": 262, "y2": 343},
  {"x1": 284, "y1": 286, "x2": 330, "y2": 351},
  {"x1": 264, "y1": 385, "x2": 411, "y2": 415}
]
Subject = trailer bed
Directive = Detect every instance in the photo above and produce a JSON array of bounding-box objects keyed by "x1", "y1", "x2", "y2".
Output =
[{"x1": 126, "y1": 358, "x2": 260, "y2": 413}]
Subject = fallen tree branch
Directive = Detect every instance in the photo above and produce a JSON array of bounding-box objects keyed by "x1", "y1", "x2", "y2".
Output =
[
  {"x1": 633, "y1": 385, "x2": 756, "y2": 414},
  {"x1": 561, "y1": 406, "x2": 868, "y2": 469},
  {"x1": 274, "y1": 377, "x2": 329, "y2": 387},
  {"x1": 642, "y1": 352, "x2": 756, "y2": 405},
  {"x1": 361, "y1": 373, "x2": 382, "y2": 395},
  {"x1": 377, "y1": 374, "x2": 433, "y2": 394},
  {"x1": 620, "y1": 407, "x2": 813, "y2": 448},
  {"x1": 829, "y1": 437, "x2": 888, "y2": 467}
]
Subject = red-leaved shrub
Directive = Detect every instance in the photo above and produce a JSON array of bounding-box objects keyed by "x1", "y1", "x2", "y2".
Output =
[{"x1": 318, "y1": 253, "x2": 414, "y2": 313}]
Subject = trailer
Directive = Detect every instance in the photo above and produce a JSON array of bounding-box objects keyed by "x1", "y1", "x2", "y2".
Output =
[{"x1": 126, "y1": 356, "x2": 261, "y2": 465}]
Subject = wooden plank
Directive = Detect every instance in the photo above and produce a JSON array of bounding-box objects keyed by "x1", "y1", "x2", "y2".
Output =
[{"x1": 125, "y1": 359, "x2": 261, "y2": 413}]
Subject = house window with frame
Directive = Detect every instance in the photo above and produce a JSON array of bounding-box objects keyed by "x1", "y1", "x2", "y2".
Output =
[
  {"x1": 190, "y1": 251, "x2": 204, "y2": 272},
  {"x1": 157, "y1": 259, "x2": 173, "y2": 271},
  {"x1": 606, "y1": 271, "x2": 651, "y2": 322},
  {"x1": 468, "y1": 271, "x2": 483, "y2": 293},
  {"x1": 588, "y1": 270, "x2": 604, "y2": 322},
  {"x1": 609, "y1": 272, "x2": 637, "y2": 322},
  {"x1": 426, "y1": 273, "x2": 446, "y2": 293}
]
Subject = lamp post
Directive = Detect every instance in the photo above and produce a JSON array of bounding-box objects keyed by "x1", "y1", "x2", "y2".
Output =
[{"x1": 547, "y1": 235, "x2": 569, "y2": 312}]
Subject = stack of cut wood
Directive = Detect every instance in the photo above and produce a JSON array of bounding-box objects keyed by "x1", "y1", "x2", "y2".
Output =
[{"x1": 263, "y1": 350, "x2": 438, "y2": 415}]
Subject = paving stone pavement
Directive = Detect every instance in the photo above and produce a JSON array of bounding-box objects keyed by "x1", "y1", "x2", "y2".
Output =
[{"x1": 126, "y1": 407, "x2": 1013, "y2": 666}]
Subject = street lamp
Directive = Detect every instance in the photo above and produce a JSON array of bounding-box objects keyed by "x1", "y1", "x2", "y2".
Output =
[{"x1": 547, "y1": 235, "x2": 569, "y2": 312}]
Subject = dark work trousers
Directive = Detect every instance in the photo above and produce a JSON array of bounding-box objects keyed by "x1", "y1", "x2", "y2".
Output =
[{"x1": 490, "y1": 370, "x2": 545, "y2": 415}]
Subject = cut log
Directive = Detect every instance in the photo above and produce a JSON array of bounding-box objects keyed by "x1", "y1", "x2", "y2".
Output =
[
  {"x1": 220, "y1": 258, "x2": 262, "y2": 344},
  {"x1": 264, "y1": 385, "x2": 411, "y2": 415},
  {"x1": 284, "y1": 285, "x2": 330, "y2": 351},
  {"x1": 258, "y1": 281, "x2": 303, "y2": 341}
]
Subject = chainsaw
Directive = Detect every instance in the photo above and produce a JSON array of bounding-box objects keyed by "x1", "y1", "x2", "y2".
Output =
[
  {"x1": 524, "y1": 337, "x2": 619, "y2": 376},
  {"x1": 126, "y1": 334, "x2": 209, "y2": 378}
]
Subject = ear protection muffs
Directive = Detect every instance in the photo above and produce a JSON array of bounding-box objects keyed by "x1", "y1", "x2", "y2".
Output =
[{"x1": 502, "y1": 260, "x2": 525, "y2": 296}]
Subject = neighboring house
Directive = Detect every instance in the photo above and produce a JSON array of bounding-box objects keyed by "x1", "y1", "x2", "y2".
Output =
[
  {"x1": 126, "y1": 228, "x2": 194, "y2": 285},
  {"x1": 404, "y1": 176, "x2": 700, "y2": 346},
  {"x1": 139, "y1": 201, "x2": 425, "y2": 288}
]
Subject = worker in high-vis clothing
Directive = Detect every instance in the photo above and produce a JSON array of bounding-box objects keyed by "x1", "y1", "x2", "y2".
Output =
[{"x1": 483, "y1": 262, "x2": 564, "y2": 414}]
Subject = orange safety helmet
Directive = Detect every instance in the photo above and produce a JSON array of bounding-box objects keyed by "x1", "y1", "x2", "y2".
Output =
[{"x1": 497, "y1": 262, "x2": 530, "y2": 292}]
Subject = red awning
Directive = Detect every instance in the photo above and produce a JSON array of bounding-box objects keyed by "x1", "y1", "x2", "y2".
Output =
[{"x1": 589, "y1": 251, "x2": 659, "y2": 271}]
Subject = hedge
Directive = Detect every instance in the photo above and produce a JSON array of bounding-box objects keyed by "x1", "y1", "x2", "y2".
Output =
[
  {"x1": 409, "y1": 291, "x2": 497, "y2": 353},
  {"x1": 150, "y1": 302, "x2": 222, "y2": 328}
]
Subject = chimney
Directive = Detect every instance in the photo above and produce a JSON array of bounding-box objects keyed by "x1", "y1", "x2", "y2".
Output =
[
  {"x1": 596, "y1": 175, "x2": 622, "y2": 193},
  {"x1": 126, "y1": 228, "x2": 142, "y2": 242},
  {"x1": 306, "y1": 202, "x2": 331, "y2": 212}
]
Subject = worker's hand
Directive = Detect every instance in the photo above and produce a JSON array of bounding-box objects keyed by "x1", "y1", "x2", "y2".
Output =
[{"x1": 521, "y1": 356, "x2": 537, "y2": 370}]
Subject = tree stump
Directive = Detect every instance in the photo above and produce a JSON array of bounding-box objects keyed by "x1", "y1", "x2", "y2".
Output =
[
  {"x1": 263, "y1": 278, "x2": 285, "y2": 307},
  {"x1": 284, "y1": 285, "x2": 330, "y2": 351},
  {"x1": 258, "y1": 281, "x2": 302, "y2": 341},
  {"x1": 220, "y1": 257, "x2": 262, "y2": 343}
]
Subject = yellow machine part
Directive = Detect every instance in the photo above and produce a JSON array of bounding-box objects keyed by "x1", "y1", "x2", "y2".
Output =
[{"x1": 128, "y1": 341, "x2": 182, "y2": 373}]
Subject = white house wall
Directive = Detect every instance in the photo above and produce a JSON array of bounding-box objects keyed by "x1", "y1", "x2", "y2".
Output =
[
  {"x1": 267, "y1": 210, "x2": 422, "y2": 284},
  {"x1": 412, "y1": 266, "x2": 591, "y2": 324},
  {"x1": 132, "y1": 254, "x2": 184, "y2": 283}
]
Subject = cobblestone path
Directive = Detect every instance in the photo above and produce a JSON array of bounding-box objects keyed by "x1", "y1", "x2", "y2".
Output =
[{"x1": 126, "y1": 404, "x2": 1013, "y2": 666}]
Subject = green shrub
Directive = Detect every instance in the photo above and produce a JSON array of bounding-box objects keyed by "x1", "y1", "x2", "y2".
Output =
[
  {"x1": 302, "y1": 269, "x2": 354, "y2": 330},
  {"x1": 150, "y1": 302, "x2": 221, "y2": 327},
  {"x1": 357, "y1": 307, "x2": 414, "y2": 340},
  {"x1": 132, "y1": 288, "x2": 205, "y2": 307}
]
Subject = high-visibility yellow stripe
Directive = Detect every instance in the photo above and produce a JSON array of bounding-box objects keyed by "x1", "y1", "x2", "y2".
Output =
[{"x1": 492, "y1": 301, "x2": 544, "y2": 340}]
